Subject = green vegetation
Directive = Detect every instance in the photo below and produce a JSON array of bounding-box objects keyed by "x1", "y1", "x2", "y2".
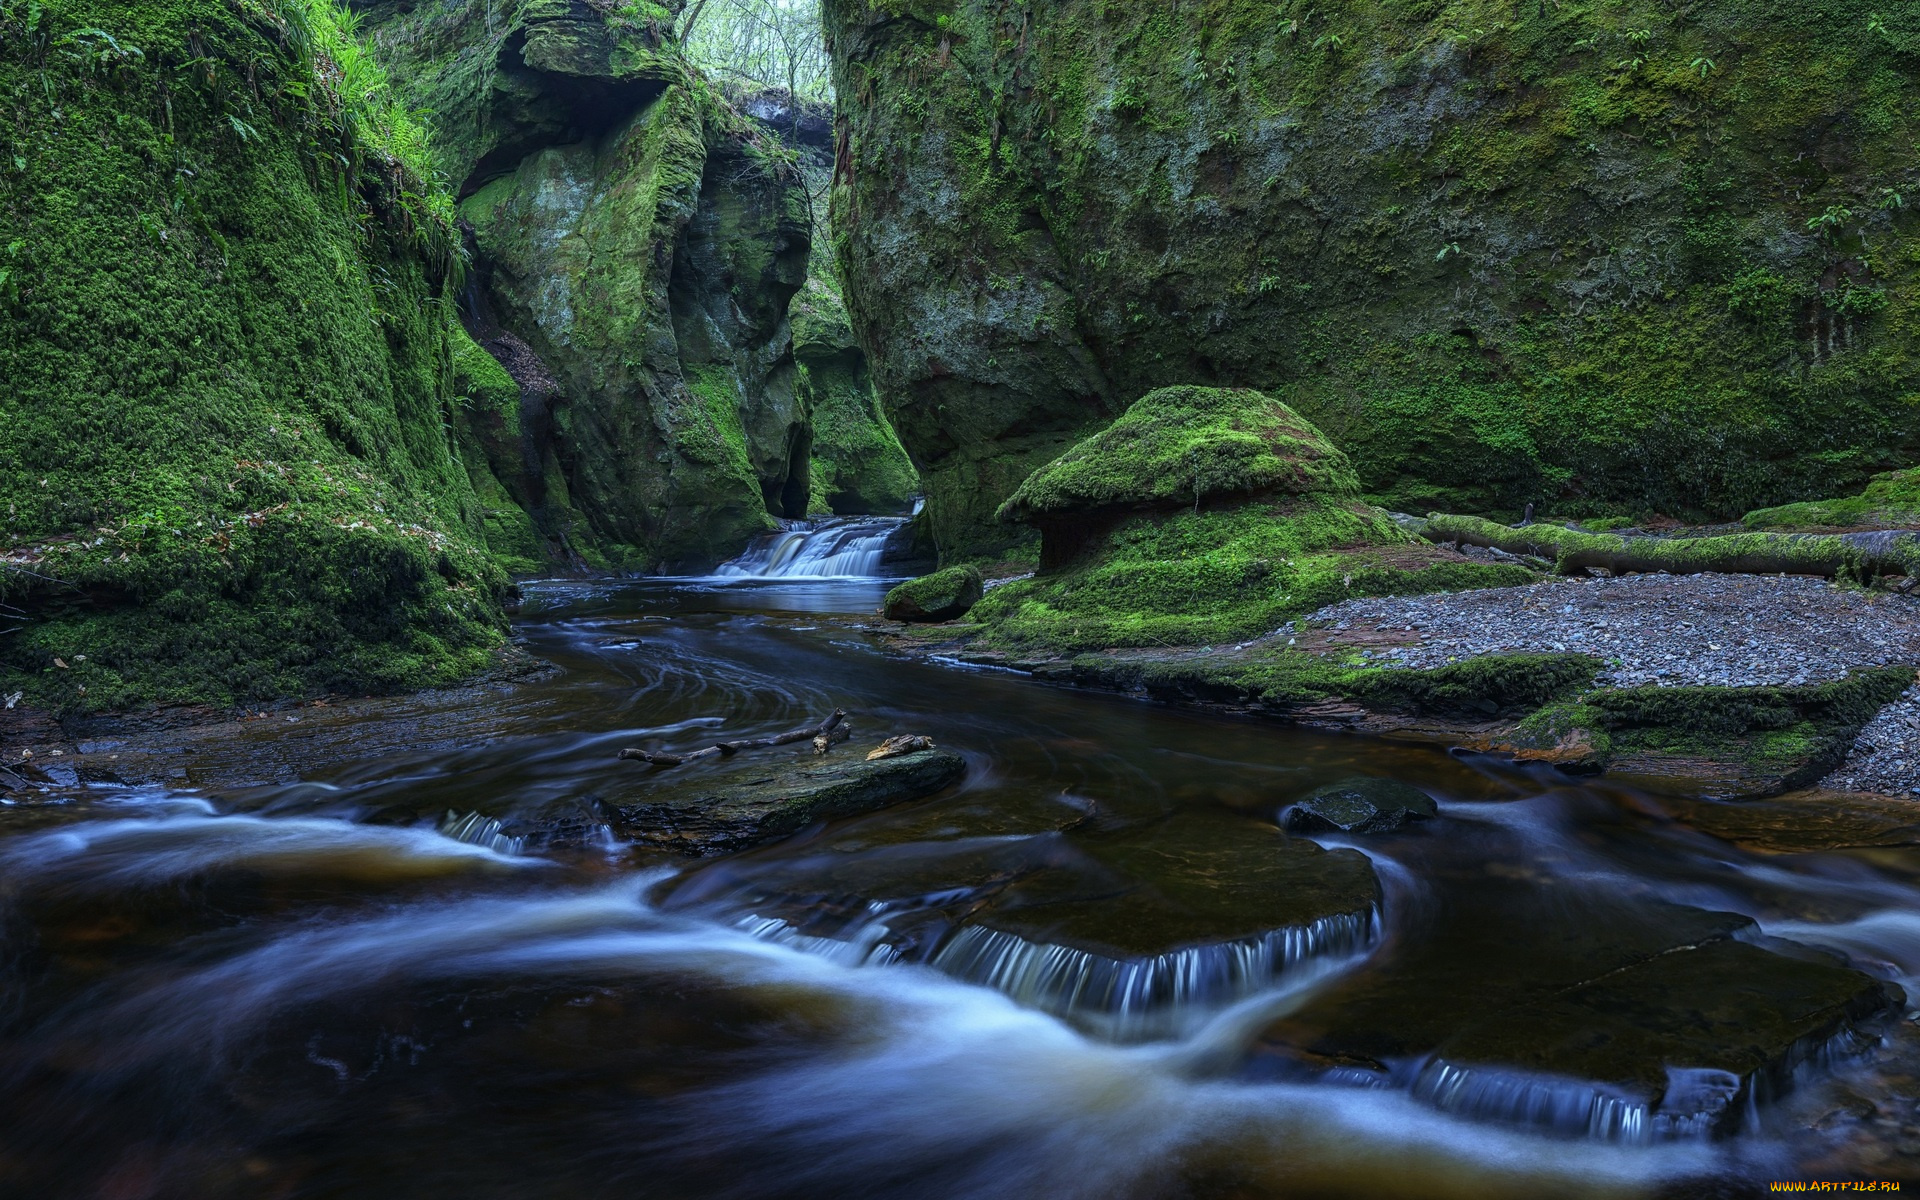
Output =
[
  {"x1": 1744, "y1": 467, "x2": 1920, "y2": 529},
  {"x1": 825, "y1": 0, "x2": 1920, "y2": 556},
  {"x1": 1427, "y1": 512, "x2": 1920, "y2": 579},
  {"x1": 969, "y1": 391, "x2": 1533, "y2": 654},
  {"x1": 996, "y1": 386, "x2": 1359, "y2": 523},
  {"x1": 0, "y1": 0, "x2": 505, "y2": 714},
  {"x1": 884, "y1": 564, "x2": 983, "y2": 622}
]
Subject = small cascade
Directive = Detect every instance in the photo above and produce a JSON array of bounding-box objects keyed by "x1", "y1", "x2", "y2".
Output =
[
  {"x1": 928, "y1": 908, "x2": 1380, "y2": 1021},
  {"x1": 1408, "y1": 1059, "x2": 1750, "y2": 1143},
  {"x1": 713, "y1": 517, "x2": 908, "y2": 580}
]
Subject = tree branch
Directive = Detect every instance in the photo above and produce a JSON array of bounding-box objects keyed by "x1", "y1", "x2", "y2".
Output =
[{"x1": 619, "y1": 709, "x2": 848, "y2": 766}]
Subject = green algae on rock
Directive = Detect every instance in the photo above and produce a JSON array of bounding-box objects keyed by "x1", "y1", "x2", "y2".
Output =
[
  {"x1": 824, "y1": 0, "x2": 1920, "y2": 558},
  {"x1": 884, "y1": 564, "x2": 984, "y2": 623},
  {"x1": 0, "y1": 0, "x2": 507, "y2": 715}
]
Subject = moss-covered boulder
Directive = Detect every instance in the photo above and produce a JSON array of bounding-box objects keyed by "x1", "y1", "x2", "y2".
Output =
[
  {"x1": 999, "y1": 386, "x2": 1360, "y2": 523},
  {"x1": 361, "y1": 0, "x2": 815, "y2": 570},
  {"x1": 971, "y1": 389, "x2": 1534, "y2": 652},
  {"x1": 0, "y1": 0, "x2": 507, "y2": 715},
  {"x1": 825, "y1": 0, "x2": 1920, "y2": 558},
  {"x1": 884, "y1": 565, "x2": 984, "y2": 623}
]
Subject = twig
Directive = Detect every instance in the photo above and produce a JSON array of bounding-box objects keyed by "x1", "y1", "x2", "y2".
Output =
[{"x1": 619, "y1": 709, "x2": 848, "y2": 767}]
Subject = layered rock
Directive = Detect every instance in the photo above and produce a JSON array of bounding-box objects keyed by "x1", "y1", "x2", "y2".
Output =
[
  {"x1": 823, "y1": 0, "x2": 1920, "y2": 557},
  {"x1": 0, "y1": 0, "x2": 507, "y2": 714}
]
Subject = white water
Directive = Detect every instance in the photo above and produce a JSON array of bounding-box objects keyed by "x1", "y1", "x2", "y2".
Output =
[
  {"x1": 712, "y1": 517, "x2": 908, "y2": 579},
  {"x1": 7, "y1": 856, "x2": 1715, "y2": 1199}
]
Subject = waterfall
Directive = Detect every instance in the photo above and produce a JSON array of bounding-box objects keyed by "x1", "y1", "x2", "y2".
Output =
[{"x1": 713, "y1": 517, "x2": 909, "y2": 579}]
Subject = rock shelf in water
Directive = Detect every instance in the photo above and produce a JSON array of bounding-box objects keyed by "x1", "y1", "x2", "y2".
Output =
[{"x1": 614, "y1": 748, "x2": 967, "y2": 856}]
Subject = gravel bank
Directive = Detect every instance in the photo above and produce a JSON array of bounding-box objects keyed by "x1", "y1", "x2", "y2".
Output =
[
  {"x1": 1305, "y1": 573, "x2": 1920, "y2": 688},
  {"x1": 1307, "y1": 573, "x2": 1920, "y2": 794},
  {"x1": 1820, "y1": 685, "x2": 1920, "y2": 796}
]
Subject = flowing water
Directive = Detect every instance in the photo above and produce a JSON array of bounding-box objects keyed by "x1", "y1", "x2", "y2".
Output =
[{"x1": 3, "y1": 552, "x2": 1919, "y2": 1197}]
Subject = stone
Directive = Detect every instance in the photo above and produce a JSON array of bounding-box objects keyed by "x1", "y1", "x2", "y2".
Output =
[
  {"x1": 884, "y1": 566, "x2": 985, "y2": 623},
  {"x1": 613, "y1": 749, "x2": 967, "y2": 856},
  {"x1": 1283, "y1": 776, "x2": 1439, "y2": 834}
]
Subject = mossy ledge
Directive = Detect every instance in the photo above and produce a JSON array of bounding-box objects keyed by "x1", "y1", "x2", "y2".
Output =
[{"x1": 0, "y1": 0, "x2": 508, "y2": 715}]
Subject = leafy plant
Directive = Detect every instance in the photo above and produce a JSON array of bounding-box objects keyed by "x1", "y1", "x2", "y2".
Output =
[
  {"x1": 1807, "y1": 204, "x2": 1853, "y2": 242},
  {"x1": 1689, "y1": 56, "x2": 1715, "y2": 77}
]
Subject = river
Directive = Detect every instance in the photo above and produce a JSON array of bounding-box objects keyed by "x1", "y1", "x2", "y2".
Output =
[{"x1": 1, "y1": 522, "x2": 1916, "y2": 1197}]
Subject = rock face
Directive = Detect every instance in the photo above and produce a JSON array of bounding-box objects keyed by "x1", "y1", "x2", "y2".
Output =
[
  {"x1": 614, "y1": 748, "x2": 967, "y2": 855},
  {"x1": 791, "y1": 273, "x2": 920, "y2": 516},
  {"x1": 361, "y1": 1, "x2": 815, "y2": 569},
  {"x1": 0, "y1": 0, "x2": 507, "y2": 714},
  {"x1": 823, "y1": 0, "x2": 1920, "y2": 557}
]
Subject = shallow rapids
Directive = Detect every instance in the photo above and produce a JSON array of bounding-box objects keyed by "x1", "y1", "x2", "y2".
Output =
[{"x1": 2, "y1": 576, "x2": 1917, "y2": 1196}]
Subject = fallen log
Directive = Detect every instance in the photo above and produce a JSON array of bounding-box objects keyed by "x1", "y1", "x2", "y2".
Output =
[
  {"x1": 1426, "y1": 514, "x2": 1920, "y2": 580},
  {"x1": 619, "y1": 710, "x2": 848, "y2": 767}
]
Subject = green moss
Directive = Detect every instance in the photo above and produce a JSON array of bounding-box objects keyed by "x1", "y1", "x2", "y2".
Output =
[
  {"x1": 884, "y1": 564, "x2": 984, "y2": 622},
  {"x1": 826, "y1": 0, "x2": 1920, "y2": 553},
  {"x1": 1078, "y1": 648, "x2": 1600, "y2": 719},
  {"x1": 998, "y1": 386, "x2": 1359, "y2": 523},
  {"x1": 793, "y1": 271, "x2": 919, "y2": 515},
  {"x1": 1744, "y1": 467, "x2": 1920, "y2": 529},
  {"x1": 0, "y1": 0, "x2": 506, "y2": 713},
  {"x1": 971, "y1": 497, "x2": 1534, "y2": 654}
]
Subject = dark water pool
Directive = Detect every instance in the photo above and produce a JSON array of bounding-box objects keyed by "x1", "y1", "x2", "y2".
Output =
[{"x1": 1, "y1": 576, "x2": 1916, "y2": 1198}]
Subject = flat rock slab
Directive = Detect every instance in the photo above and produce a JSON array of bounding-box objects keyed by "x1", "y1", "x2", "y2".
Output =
[
  {"x1": 931, "y1": 812, "x2": 1381, "y2": 1020},
  {"x1": 615, "y1": 749, "x2": 966, "y2": 856},
  {"x1": 1284, "y1": 776, "x2": 1437, "y2": 834},
  {"x1": 1420, "y1": 939, "x2": 1901, "y2": 1139}
]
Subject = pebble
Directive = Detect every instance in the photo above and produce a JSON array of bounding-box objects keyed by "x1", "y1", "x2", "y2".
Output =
[
  {"x1": 1306, "y1": 574, "x2": 1920, "y2": 690},
  {"x1": 1305, "y1": 574, "x2": 1920, "y2": 795}
]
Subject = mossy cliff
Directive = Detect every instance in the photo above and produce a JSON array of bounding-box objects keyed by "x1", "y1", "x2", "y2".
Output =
[
  {"x1": 963, "y1": 387, "x2": 1533, "y2": 652},
  {"x1": 792, "y1": 269, "x2": 919, "y2": 515},
  {"x1": 0, "y1": 0, "x2": 507, "y2": 715},
  {"x1": 358, "y1": 1, "x2": 901, "y2": 568},
  {"x1": 824, "y1": 0, "x2": 1920, "y2": 558}
]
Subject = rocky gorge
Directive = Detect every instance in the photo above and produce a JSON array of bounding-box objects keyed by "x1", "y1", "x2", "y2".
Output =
[{"x1": 6, "y1": 0, "x2": 1920, "y2": 1194}]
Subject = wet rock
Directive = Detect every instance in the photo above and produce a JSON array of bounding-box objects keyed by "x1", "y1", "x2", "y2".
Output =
[
  {"x1": 884, "y1": 566, "x2": 984, "y2": 623},
  {"x1": 932, "y1": 812, "x2": 1380, "y2": 1024},
  {"x1": 1420, "y1": 940, "x2": 1902, "y2": 1140},
  {"x1": 614, "y1": 749, "x2": 966, "y2": 856},
  {"x1": 1284, "y1": 777, "x2": 1438, "y2": 834}
]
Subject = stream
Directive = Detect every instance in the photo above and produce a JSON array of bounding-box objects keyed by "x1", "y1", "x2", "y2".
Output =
[{"x1": 2, "y1": 521, "x2": 1917, "y2": 1197}]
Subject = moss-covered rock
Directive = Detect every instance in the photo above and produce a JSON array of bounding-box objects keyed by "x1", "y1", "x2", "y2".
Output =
[
  {"x1": 0, "y1": 0, "x2": 508, "y2": 715},
  {"x1": 972, "y1": 391, "x2": 1536, "y2": 651},
  {"x1": 998, "y1": 386, "x2": 1360, "y2": 523},
  {"x1": 361, "y1": 0, "x2": 816, "y2": 570},
  {"x1": 825, "y1": 0, "x2": 1920, "y2": 558},
  {"x1": 792, "y1": 271, "x2": 919, "y2": 515},
  {"x1": 884, "y1": 564, "x2": 984, "y2": 623}
]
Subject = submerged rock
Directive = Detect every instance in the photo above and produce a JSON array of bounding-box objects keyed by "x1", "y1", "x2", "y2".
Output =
[
  {"x1": 884, "y1": 566, "x2": 985, "y2": 623},
  {"x1": 931, "y1": 812, "x2": 1381, "y2": 1025},
  {"x1": 1283, "y1": 777, "x2": 1438, "y2": 834},
  {"x1": 614, "y1": 749, "x2": 966, "y2": 856}
]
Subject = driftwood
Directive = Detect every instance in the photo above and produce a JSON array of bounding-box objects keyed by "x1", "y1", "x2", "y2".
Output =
[
  {"x1": 813, "y1": 723, "x2": 853, "y2": 755},
  {"x1": 619, "y1": 710, "x2": 848, "y2": 767},
  {"x1": 866, "y1": 734, "x2": 936, "y2": 761},
  {"x1": 1427, "y1": 513, "x2": 1920, "y2": 581}
]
